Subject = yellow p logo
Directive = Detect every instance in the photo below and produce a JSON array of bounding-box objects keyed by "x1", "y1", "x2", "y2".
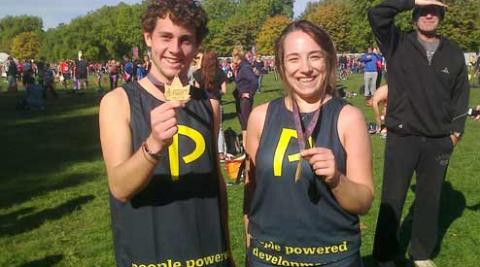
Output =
[{"x1": 168, "y1": 125, "x2": 206, "y2": 180}]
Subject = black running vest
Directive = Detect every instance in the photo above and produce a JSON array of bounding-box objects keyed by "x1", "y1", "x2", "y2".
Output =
[
  {"x1": 248, "y1": 97, "x2": 360, "y2": 265},
  {"x1": 109, "y1": 82, "x2": 228, "y2": 267}
]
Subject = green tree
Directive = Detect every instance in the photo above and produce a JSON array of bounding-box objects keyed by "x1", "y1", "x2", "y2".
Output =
[
  {"x1": 255, "y1": 15, "x2": 291, "y2": 55},
  {"x1": 203, "y1": 0, "x2": 294, "y2": 55},
  {"x1": 0, "y1": 16, "x2": 43, "y2": 53},
  {"x1": 440, "y1": 0, "x2": 480, "y2": 51},
  {"x1": 11, "y1": 31, "x2": 42, "y2": 60},
  {"x1": 304, "y1": 0, "x2": 355, "y2": 52}
]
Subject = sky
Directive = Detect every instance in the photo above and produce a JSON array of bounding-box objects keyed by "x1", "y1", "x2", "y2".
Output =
[
  {"x1": 0, "y1": 0, "x2": 143, "y2": 30},
  {"x1": 0, "y1": 0, "x2": 319, "y2": 30}
]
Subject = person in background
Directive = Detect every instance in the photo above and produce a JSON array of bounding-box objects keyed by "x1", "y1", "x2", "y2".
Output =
[
  {"x1": 233, "y1": 50, "x2": 258, "y2": 148},
  {"x1": 6, "y1": 56, "x2": 17, "y2": 93},
  {"x1": 59, "y1": 60, "x2": 71, "y2": 89},
  {"x1": 135, "y1": 59, "x2": 146, "y2": 81},
  {"x1": 244, "y1": 20, "x2": 373, "y2": 267},
  {"x1": 360, "y1": 47, "x2": 381, "y2": 106},
  {"x1": 188, "y1": 51, "x2": 203, "y2": 85},
  {"x1": 374, "y1": 47, "x2": 384, "y2": 89},
  {"x1": 23, "y1": 75, "x2": 44, "y2": 110},
  {"x1": 108, "y1": 60, "x2": 119, "y2": 91},
  {"x1": 122, "y1": 55, "x2": 134, "y2": 83},
  {"x1": 143, "y1": 54, "x2": 152, "y2": 75},
  {"x1": 474, "y1": 105, "x2": 480, "y2": 121},
  {"x1": 254, "y1": 54, "x2": 265, "y2": 93},
  {"x1": 368, "y1": 1, "x2": 470, "y2": 266},
  {"x1": 75, "y1": 55, "x2": 89, "y2": 92},
  {"x1": 371, "y1": 84, "x2": 388, "y2": 134},
  {"x1": 43, "y1": 63, "x2": 58, "y2": 99},
  {"x1": 193, "y1": 50, "x2": 228, "y2": 160}
]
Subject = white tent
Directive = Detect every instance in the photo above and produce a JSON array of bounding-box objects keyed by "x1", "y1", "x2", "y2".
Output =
[{"x1": 0, "y1": 52, "x2": 9, "y2": 63}]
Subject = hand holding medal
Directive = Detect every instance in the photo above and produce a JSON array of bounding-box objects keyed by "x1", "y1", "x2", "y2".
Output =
[
  {"x1": 146, "y1": 74, "x2": 188, "y2": 154},
  {"x1": 301, "y1": 148, "x2": 340, "y2": 188}
]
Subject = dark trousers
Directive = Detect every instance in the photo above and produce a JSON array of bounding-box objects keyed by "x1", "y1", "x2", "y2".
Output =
[
  {"x1": 373, "y1": 132, "x2": 454, "y2": 261},
  {"x1": 235, "y1": 93, "x2": 253, "y2": 131}
]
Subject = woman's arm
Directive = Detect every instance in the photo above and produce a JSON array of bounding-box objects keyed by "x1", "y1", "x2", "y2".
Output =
[
  {"x1": 243, "y1": 103, "x2": 268, "y2": 247},
  {"x1": 301, "y1": 105, "x2": 374, "y2": 214}
]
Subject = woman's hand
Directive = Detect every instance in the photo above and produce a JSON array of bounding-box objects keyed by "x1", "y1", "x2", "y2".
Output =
[{"x1": 301, "y1": 147, "x2": 340, "y2": 188}]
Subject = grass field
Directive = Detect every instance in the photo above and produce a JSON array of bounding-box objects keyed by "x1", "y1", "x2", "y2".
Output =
[{"x1": 0, "y1": 73, "x2": 479, "y2": 266}]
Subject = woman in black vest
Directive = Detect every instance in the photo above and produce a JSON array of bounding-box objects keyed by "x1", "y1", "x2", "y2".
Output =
[{"x1": 244, "y1": 20, "x2": 374, "y2": 266}]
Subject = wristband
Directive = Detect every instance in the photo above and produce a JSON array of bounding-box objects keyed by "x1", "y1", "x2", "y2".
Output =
[{"x1": 142, "y1": 142, "x2": 162, "y2": 161}]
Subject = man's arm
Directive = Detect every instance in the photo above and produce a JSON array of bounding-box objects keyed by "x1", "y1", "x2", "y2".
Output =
[
  {"x1": 100, "y1": 88, "x2": 183, "y2": 202},
  {"x1": 372, "y1": 85, "x2": 388, "y2": 132},
  {"x1": 359, "y1": 54, "x2": 371, "y2": 64},
  {"x1": 367, "y1": 0, "x2": 414, "y2": 57},
  {"x1": 450, "y1": 62, "x2": 470, "y2": 145}
]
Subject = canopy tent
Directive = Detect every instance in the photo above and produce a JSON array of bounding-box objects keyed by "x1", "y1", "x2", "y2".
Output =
[{"x1": 0, "y1": 52, "x2": 10, "y2": 64}]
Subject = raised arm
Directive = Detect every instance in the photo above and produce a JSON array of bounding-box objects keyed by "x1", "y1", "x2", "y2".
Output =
[{"x1": 368, "y1": 0, "x2": 412, "y2": 56}]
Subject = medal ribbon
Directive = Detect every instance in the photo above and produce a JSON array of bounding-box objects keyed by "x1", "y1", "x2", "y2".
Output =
[
  {"x1": 291, "y1": 98, "x2": 320, "y2": 182},
  {"x1": 147, "y1": 73, "x2": 165, "y2": 90}
]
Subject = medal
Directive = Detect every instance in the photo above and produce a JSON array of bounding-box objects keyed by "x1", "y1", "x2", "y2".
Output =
[
  {"x1": 164, "y1": 75, "x2": 190, "y2": 102},
  {"x1": 291, "y1": 97, "x2": 321, "y2": 182}
]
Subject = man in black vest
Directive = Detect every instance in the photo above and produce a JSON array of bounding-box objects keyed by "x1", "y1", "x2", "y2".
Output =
[
  {"x1": 368, "y1": 1, "x2": 470, "y2": 266},
  {"x1": 99, "y1": 1, "x2": 233, "y2": 266}
]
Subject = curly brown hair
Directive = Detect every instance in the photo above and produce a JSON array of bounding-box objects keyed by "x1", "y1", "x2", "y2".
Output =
[{"x1": 141, "y1": 0, "x2": 209, "y2": 45}]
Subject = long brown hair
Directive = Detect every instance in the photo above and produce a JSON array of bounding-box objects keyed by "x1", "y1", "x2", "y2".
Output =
[
  {"x1": 274, "y1": 20, "x2": 337, "y2": 99},
  {"x1": 200, "y1": 50, "x2": 219, "y2": 92}
]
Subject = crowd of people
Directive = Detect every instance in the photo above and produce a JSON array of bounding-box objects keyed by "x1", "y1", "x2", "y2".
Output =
[
  {"x1": 96, "y1": 0, "x2": 478, "y2": 267},
  {"x1": 2, "y1": 0, "x2": 479, "y2": 266}
]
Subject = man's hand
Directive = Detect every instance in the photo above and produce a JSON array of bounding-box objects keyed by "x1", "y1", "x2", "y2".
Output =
[
  {"x1": 450, "y1": 134, "x2": 459, "y2": 146},
  {"x1": 414, "y1": 0, "x2": 448, "y2": 7},
  {"x1": 147, "y1": 101, "x2": 184, "y2": 153}
]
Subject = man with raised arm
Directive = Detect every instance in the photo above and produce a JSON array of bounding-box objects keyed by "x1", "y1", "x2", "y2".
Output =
[{"x1": 368, "y1": 1, "x2": 470, "y2": 266}]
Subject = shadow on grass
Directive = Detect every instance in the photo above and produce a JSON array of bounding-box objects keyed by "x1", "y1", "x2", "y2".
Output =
[
  {"x1": 0, "y1": 109, "x2": 101, "y2": 210},
  {"x1": 398, "y1": 181, "x2": 465, "y2": 259},
  {"x1": 223, "y1": 112, "x2": 238, "y2": 121},
  {"x1": 17, "y1": 254, "x2": 64, "y2": 267},
  {"x1": 0, "y1": 195, "x2": 94, "y2": 237},
  {"x1": 0, "y1": 173, "x2": 95, "y2": 210},
  {"x1": 467, "y1": 203, "x2": 480, "y2": 211}
]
